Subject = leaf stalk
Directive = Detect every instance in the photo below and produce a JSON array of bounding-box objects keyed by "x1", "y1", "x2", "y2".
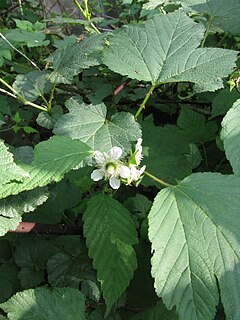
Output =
[
  {"x1": 0, "y1": 78, "x2": 48, "y2": 112},
  {"x1": 144, "y1": 170, "x2": 174, "y2": 188},
  {"x1": 135, "y1": 84, "x2": 156, "y2": 119},
  {"x1": 201, "y1": 16, "x2": 215, "y2": 47}
]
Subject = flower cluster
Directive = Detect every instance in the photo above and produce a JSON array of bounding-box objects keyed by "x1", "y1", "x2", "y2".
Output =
[{"x1": 91, "y1": 139, "x2": 146, "y2": 189}]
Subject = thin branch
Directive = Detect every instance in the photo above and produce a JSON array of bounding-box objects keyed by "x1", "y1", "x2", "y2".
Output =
[
  {"x1": 0, "y1": 32, "x2": 40, "y2": 70},
  {"x1": 9, "y1": 222, "x2": 83, "y2": 235}
]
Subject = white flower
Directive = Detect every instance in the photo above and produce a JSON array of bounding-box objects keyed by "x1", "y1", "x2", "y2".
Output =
[
  {"x1": 91, "y1": 146, "x2": 131, "y2": 189},
  {"x1": 127, "y1": 164, "x2": 146, "y2": 184}
]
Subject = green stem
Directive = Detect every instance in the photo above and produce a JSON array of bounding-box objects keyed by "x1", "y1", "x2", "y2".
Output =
[
  {"x1": 73, "y1": 0, "x2": 102, "y2": 35},
  {"x1": 144, "y1": 170, "x2": 174, "y2": 188},
  {"x1": 0, "y1": 78, "x2": 48, "y2": 112},
  {"x1": 201, "y1": 142, "x2": 208, "y2": 168},
  {"x1": 24, "y1": 101, "x2": 48, "y2": 112},
  {"x1": 47, "y1": 83, "x2": 56, "y2": 112},
  {"x1": 135, "y1": 84, "x2": 156, "y2": 119},
  {"x1": 0, "y1": 125, "x2": 16, "y2": 133},
  {"x1": 201, "y1": 16, "x2": 215, "y2": 48},
  {"x1": 73, "y1": 0, "x2": 85, "y2": 15},
  {"x1": 90, "y1": 22, "x2": 101, "y2": 34},
  {"x1": 0, "y1": 88, "x2": 17, "y2": 99},
  {"x1": 18, "y1": 0, "x2": 23, "y2": 15},
  {"x1": 0, "y1": 78, "x2": 18, "y2": 95}
]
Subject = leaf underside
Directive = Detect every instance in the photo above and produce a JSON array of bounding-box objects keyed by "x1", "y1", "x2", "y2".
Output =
[
  {"x1": 0, "y1": 287, "x2": 85, "y2": 320},
  {"x1": 103, "y1": 9, "x2": 237, "y2": 92},
  {"x1": 53, "y1": 97, "x2": 141, "y2": 154},
  {"x1": 180, "y1": 0, "x2": 240, "y2": 35},
  {"x1": 0, "y1": 136, "x2": 91, "y2": 200},
  {"x1": 149, "y1": 173, "x2": 240, "y2": 320},
  {"x1": 221, "y1": 99, "x2": 240, "y2": 176}
]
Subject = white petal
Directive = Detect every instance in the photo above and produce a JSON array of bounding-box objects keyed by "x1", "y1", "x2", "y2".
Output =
[
  {"x1": 109, "y1": 146, "x2": 123, "y2": 160},
  {"x1": 139, "y1": 165, "x2": 146, "y2": 175},
  {"x1": 91, "y1": 169, "x2": 104, "y2": 181},
  {"x1": 109, "y1": 177, "x2": 121, "y2": 189},
  {"x1": 94, "y1": 151, "x2": 105, "y2": 164},
  {"x1": 119, "y1": 165, "x2": 131, "y2": 178},
  {"x1": 136, "y1": 138, "x2": 142, "y2": 150}
]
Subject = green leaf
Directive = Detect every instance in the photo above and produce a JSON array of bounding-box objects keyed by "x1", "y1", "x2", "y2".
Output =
[
  {"x1": 13, "y1": 19, "x2": 34, "y2": 31},
  {"x1": 14, "y1": 237, "x2": 56, "y2": 288},
  {"x1": 185, "y1": 143, "x2": 202, "y2": 169},
  {"x1": 83, "y1": 194, "x2": 138, "y2": 314},
  {"x1": 27, "y1": 180, "x2": 82, "y2": 224},
  {"x1": 0, "y1": 287, "x2": 85, "y2": 320},
  {"x1": 48, "y1": 34, "x2": 105, "y2": 84},
  {"x1": 13, "y1": 146, "x2": 34, "y2": 164},
  {"x1": 18, "y1": 267, "x2": 44, "y2": 289},
  {"x1": 13, "y1": 70, "x2": 53, "y2": 102},
  {"x1": 132, "y1": 301, "x2": 179, "y2": 320},
  {"x1": 5, "y1": 29, "x2": 49, "y2": 47},
  {"x1": 211, "y1": 88, "x2": 239, "y2": 118},
  {"x1": 142, "y1": 116, "x2": 191, "y2": 186},
  {"x1": 46, "y1": 17, "x2": 103, "y2": 26},
  {"x1": 47, "y1": 252, "x2": 89, "y2": 288},
  {"x1": 54, "y1": 97, "x2": 141, "y2": 154},
  {"x1": 0, "y1": 187, "x2": 44, "y2": 239},
  {"x1": 0, "y1": 49, "x2": 11, "y2": 66},
  {"x1": 149, "y1": 172, "x2": 240, "y2": 320},
  {"x1": 0, "y1": 187, "x2": 49, "y2": 218},
  {"x1": 0, "y1": 262, "x2": 20, "y2": 303},
  {"x1": 177, "y1": 107, "x2": 218, "y2": 143},
  {"x1": 221, "y1": 99, "x2": 240, "y2": 176},
  {"x1": 0, "y1": 141, "x2": 29, "y2": 185},
  {"x1": 36, "y1": 106, "x2": 63, "y2": 129},
  {"x1": 103, "y1": 10, "x2": 237, "y2": 92},
  {"x1": 180, "y1": 0, "x2": 240, "y2": 35},
  {"x1": 14, "y1": 237, "x2": 56, "y2": 269},
  {"x1": 0, "y1": 215, "x2": 21, "y2": 237},
  {"x1": 0, "y1": 136, "x2": 92, "y2": 199}
]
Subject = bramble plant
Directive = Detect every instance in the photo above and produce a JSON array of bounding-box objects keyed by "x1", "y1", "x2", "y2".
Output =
[{"x1": 0, "y1": 0, "x2": 240, "y2": 319}]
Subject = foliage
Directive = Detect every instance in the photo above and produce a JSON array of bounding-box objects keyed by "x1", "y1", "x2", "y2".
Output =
[{"x1": 0, "y1": 0, "x2": 239, "y2": 319}]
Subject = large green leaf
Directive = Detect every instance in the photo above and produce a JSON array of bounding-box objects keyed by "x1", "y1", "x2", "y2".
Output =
[
  {"x1": 48, "y1": 34, "x2": 105, "y2": 84},
  {"x1": 47, "y1": 252, "x2": 92, "y2": 288},
  {"x1": 0, "y1": 136, "x2": 92, "y2": 199},
  {"x1": 180, "y1": 0, "x2": 240, "y2": 35},
  {"x1": 149, "y1": 173, "x2": 240, "y2": 320},
  {"x1": 54, "y1": 97, "x2": 141, "y2": 154},
  {"x1": 142, "y1": 116, "x2": 191, "y2": 186},
  {"x1": 4, "y1": 29, "x2": 49, "y2": 47},
  {"x1": 221, "y1": 99, "x2": 240, "y2": 176},
  {"x1": 0, "y1": 287, "x2": 85, "y2": 320},
  {"x1": 13, "y1": 70, "x2": 53, "y2": 102},
  {"x1": 14, "y1": 237, "x2": 56, "y2": 288},
  {"x1": 0, "y1": 140, "x2": 29, "y2": 185},
  {"x1": 211, "y1": 88, "x2": 239, "y2": 118},
  {"x1": 103, "y1": 10, "x2": 237, "y2": 92},
  {"x1": 83, "y1": 194, "x2": 138, "y2": 314}
]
